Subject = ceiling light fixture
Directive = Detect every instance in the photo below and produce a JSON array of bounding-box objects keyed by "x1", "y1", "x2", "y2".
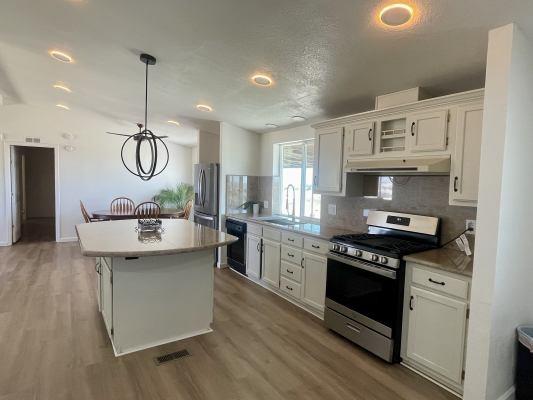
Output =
[
  {"x1": 53, "y1": 83, "x2": 72, "y2": 93},
  {"x1": 196, "y1": 104, "x2": 213, "y2": 112},
  {"x1": 56, "y1": 104, "x2": 70, "y2": 110},
  {"x1": 49, "y1": 50, "x2": 74, "y2": 63},
  {"x1": 379, "y1": 3, "x2": 414, "y2": 27},
  {"x1": 167, "y1": 120, "x2": 180, "y2": 126},
  {"x1": 265, "y1": 123, "x2": 279, "y2": 128},
  {"x1": 291, "y1": 116, "x2": 306, "y2": 122},
  {"x1": 251, "y1": 74, "x2": 273, "y2": 87}
]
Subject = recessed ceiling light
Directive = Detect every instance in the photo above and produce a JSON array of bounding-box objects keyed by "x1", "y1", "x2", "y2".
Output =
[
  {"x1": 265, "y1": 123, "x2": 279, "y2": 128},
  {"x1": 53, "y1": 83, "x2": 72, "y2": 93},
  {"x1": 49, "y1": 50, "x2": 74, "y2": 63},
  {"x1": 167, "y1": 120, "x2": 180, "y2": 126},
  {"x1": 291, "y1": 116, "x2": 306, "y2": 122},
  {"x1": 196, "y1": 104, "x2": 213, "y2": 112},
  {"x1": 56, "y1": 104, "x2": 70, "y2": 110},
  {"x1": 251, "y1": 74, "x2": 273, "y2": 87},
  {"x1": 379, "y1": 3, "x2": 414, "y2": 27}
]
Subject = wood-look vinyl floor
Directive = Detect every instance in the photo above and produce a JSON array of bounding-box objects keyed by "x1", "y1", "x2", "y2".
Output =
[{"x1": 0, "y1": 241, "x2": 456, "y2": 400}]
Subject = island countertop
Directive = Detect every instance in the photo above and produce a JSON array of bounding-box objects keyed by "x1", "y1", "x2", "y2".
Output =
[{"x1": 76, "y1": 219, "x2": 238, "y2": 257}]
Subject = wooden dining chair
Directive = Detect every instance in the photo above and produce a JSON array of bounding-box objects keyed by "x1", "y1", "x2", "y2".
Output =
[
  {"x1": 134, "y1": 201, "x2": 161, "y2": 218},
  {"x1": 181, "y1": 200, "x2": 193, "y2": 220},
  {"x1": 110, "y1": 197, "x2": 135, "y2": 214},
  {"x1": 80, "y1": 201, "x2": 106, "y2": 223}
]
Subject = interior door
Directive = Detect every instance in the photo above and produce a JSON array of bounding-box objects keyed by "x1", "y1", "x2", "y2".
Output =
[
  {"x1": 345, "y1": 121, "x2": 375, "y2": 157},
  {"x1": 406, "y1": 286, "x2": 467, "y2": 384},
  {"x1": 10, "y1": 146, "x2": 22, "y2": 243}
]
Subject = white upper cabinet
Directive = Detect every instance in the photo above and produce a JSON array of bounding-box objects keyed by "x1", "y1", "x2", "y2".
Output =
[
  {"x1": 345, "y1": 121, "x2": 375, "y2": 158},
  {"x1": 313, "y1": 126, "x2": 344, "y2": 194},
  {"x1": 450, "y1": 103, "x2": 483, "y2": 205},
  {"x1": 407, "y1": 110, "x2": 449, "y2": 152}
]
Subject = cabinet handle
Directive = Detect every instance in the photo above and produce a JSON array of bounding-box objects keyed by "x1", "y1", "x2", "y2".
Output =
[
  {"x1": 346, "y1": 324, "x2": 361, "y2": 334},
  {"x1": 95, "y1": 263, "x2": 101, "y2": 275},
  {"x1": 409, "y1": 295, "x2": 414, "y2": 311},
  {"x1": 288, "y1": 253, "x2": 294, "y2": 258},
  {"x1": 286, "y1": 286, "x2": 293, "y2": 291},
  {"x1": 286, "y1": 269, "x2": 293, "y2": 274},
  {"x1": 454, "y1": 176, "x2": 459, "y2": 192},
  {"x1": 368, "y1": 128, "x2": 373, "y2": 141},
  {"x1": 410, "y1": 122, "x2": 416, "y2": 136},
  {"x1": 288, "y1": 238, "x2": 294, "y2": 242},
  {"x1": 311, "y1": 244, "x2": 320, "y2": 249},
  {"x1": 301, "y1": 258, "x2": 304, "y2": 268},
  {"x1": 429, "y1": 278, "x2": 446, "y2": 286}
]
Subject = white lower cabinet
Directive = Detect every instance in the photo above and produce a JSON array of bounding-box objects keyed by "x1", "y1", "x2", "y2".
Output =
[
  {"x1": 402, "y1": 263, "x2": 470, "y2": 393},
  {"x1": 302, "y1": 251, "x2": 327, "y2": 311},
  {"x1": 246, "y1": 234, "x2": 262, "y2": 279},
  {"x1": 261, "y1": 238, "x2": 281, "y2": 288}
]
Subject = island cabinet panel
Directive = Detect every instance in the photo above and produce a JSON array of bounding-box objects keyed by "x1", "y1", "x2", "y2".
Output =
[
  {"x1": 246, "y1": 234, "x2": 261, "y2": 280},
  {"x1": 101, "y1": 258, "x2": 113, "y2": 339},
  {"x1": 109, "y1": 251, "x2": 214, "y2": 356},
  {"x1": 261, "y1": 239, "x2": 281, "y2": 288},
  {"x1": 95, "y1": 258, "x2": 102, "y2": 312},
  {"x1": 302, "y1": 252, "x2": 327, "y2": 311}
]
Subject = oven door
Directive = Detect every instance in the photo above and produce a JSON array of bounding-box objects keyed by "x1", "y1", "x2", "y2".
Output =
[{"x1": 326, "y1": 252, "x2": 399, "y2": 338}]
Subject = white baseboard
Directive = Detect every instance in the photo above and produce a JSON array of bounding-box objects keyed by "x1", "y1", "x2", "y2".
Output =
[
  {"x1": 57, "y1": 237, "x2": 78, "y2": 243},
  {"x1": 497, "y1": 386, "x2": 515, "y2": 400},
  {"x1": 0, "y1": 241, "x2": 10, "y2": 247}
]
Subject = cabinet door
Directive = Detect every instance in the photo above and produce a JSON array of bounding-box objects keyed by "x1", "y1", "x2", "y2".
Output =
[
  {"x1": 261, "y1": 239, "x2": 280, "y2": 288},
  {"x1": 101, "y1": 260, "x2": 113, "y2": 338},
  {"x1": 345, "y1": 121, "x2": 375, "y2": 157},
  {"x1": 406, "y1": 286, "x2": 467, "y2": 384},
  {"x1": 302, "y1": 252, "x2": 327, "y2": 311},
  {"x1": 96, "y1": 258, "x2": 102, "y2": 311},
  {"x1": 451, "y1": 104, "x2": 483, "y2": 203},
  {"x1": 314, "y1": 127, "x2": 344, "y2": 193},
  {"x1": 246, "y1": 234, "x2": 261, "y2": 279},
  {"x1": 407, "y1": 110, "x2": 448, "y2": 152}
]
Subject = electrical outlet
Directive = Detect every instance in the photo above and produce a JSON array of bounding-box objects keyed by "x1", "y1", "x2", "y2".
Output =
[
  {"x1": 263, "y1": 200, "x2": 269, "y2": 209},
  {"x1": 328, "y1": 204, "x2": 337, "y2": 216},
  {"x1": 363, "y1": 208, "x2": 376, "y2": 217},
  {"x1": 466, "y1": 220, "x2": 476, "y2": 235}
]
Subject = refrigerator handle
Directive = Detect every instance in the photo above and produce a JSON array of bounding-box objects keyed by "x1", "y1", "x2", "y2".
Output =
[
  {"x1": 197, "y1": 169, "x2": 203, "y2": 206},
  {"x1": 201, "y1": 169, "x2": 207, "y2": 206}
]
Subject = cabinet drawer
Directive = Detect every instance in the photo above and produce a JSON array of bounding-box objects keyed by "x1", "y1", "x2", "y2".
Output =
[
  {"x1": 263, "y1": 227, "x2": 281, "y2": 242},
  {"x1": 412, "y1": 267, "x2": 469, "y2": 299},
  {"x1": 303, "y1": 237, "x2": 329, "y2": 255},
  {"x1": 280, "y1": 276, "x2": 302, "y2": 299},
  {"x1": 281, "y1": 232, "x2": 303, "y2": 248},
  {"x1": 281, "y1": 245, "x2": 303, "y2": 264},
  {"x1": 247, "y1": 222, "x2": 262, "y2": 236},
  {"x1": 281, "y1": 260, "x2": 303, "y2": 283}
]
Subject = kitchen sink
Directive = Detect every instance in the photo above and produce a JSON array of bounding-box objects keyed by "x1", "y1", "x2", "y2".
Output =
[{"x1": 256, "y1": 216, "x2": 300, "y2": 226}]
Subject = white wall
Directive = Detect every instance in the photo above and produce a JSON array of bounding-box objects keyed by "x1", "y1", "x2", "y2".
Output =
[
  {"x1": 259, "y1": 124, "x2": 314, "y2": 176},
  {"x1": 198, "y1": 130, "x2": 220, "y2": 164},
  {"x1": 464, "y1": 23, "x2": 533, "y2": 400},
  {"x1": 0, "y1": 104, "x2": 193, "y2": 243}
]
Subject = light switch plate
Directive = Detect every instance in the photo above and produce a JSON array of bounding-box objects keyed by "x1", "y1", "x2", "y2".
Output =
[
  {"x1": 263, "y1": 200, "x2": 269, "y2": 209},
  {"x1": 328, "y1": 204, "x2": 337, "y2": 216}
]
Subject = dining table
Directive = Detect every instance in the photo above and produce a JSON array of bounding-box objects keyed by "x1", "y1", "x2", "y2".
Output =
[{"x1": 92, "y1": 208, "x2": 185, "y2": 220}]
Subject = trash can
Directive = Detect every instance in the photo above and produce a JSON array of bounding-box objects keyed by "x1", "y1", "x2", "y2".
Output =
[{"x1": 517, "y1": 326, "x2": 533, "y2": 399}]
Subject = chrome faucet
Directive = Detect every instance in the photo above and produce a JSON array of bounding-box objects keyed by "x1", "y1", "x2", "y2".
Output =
[{"x1": 285, "y1": 184, "x2": 296, "y2": 218}]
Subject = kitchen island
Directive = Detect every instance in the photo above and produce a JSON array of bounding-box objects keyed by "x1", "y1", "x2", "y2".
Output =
[{"x1": 76, "y1": 219, "x2": 237, "y2": 356}]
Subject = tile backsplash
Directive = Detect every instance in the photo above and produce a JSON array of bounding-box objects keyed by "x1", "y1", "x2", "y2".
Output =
[{"x1": 320, "y1": 176, "x2": 477, "y2": 241}]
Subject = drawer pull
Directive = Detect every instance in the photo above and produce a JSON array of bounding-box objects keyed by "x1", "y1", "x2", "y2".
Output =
[
  {"x1": 311, "y1": 244, "x2": 320, "y2": 249},
  {"x1": 286, "y1": 286, "x2": 293, "y2": 291},
  {"x1": 346, "y1": 324, "x2": 361, "y2": 334},
  {"x1": 286, "y1": 269, "x2": 293, "y2": 274},
  {"x1": 428, "y1": 278, "x2": 446, "y2": 286},
  {"x1": 301, "y1": 258, "x2": 304, "y2": 268},
  {"x1": 288, "y1": 253, "x2": 294, "y2": 258},
  {"x1": 409, "y1": 295, "x2": 414, "y2": 311},
  {"x1": 288, "y1": 238, "x2": 295, "y2": 242}
]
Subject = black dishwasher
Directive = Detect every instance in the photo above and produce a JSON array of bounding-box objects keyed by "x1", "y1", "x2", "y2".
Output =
[{"x1": 226, "y1": 219, "x2": 247, "y2": 275}]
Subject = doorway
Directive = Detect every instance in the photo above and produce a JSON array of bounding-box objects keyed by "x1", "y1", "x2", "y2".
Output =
[{"x1": 10, "y1": 145, "x2": 56, "y2": 243}]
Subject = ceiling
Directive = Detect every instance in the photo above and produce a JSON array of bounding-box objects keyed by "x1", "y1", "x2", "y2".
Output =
[{"x1": 1, "y1": 0, "x2": 533, "y2": 145}]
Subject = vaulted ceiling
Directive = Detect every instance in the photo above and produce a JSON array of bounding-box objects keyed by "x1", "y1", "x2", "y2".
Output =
[{"x1": 1, "y1": 0, "x2": 532, "y2": 145}]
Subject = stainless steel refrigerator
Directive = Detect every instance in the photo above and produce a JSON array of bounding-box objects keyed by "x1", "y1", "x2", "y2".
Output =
[{"x1": 193, "y1": 163, "x2": 219, "y2": 230}]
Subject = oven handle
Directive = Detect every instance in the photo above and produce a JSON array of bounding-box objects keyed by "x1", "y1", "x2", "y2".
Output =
[{"x1": 327, "y1": 252, "x2": 397, "y2": 279}]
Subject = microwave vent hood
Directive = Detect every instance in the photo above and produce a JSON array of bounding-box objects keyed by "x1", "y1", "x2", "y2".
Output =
[{"x1": 345, "y1": 155, "x2": 450, "y2": 175}]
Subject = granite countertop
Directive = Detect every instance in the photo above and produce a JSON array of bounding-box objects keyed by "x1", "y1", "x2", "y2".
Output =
[
  {"x1": 76, "y1": 219, "x2": 238, "y2": 257},
  {"x1": 403, "y1": 246, "x2": 474, "y2": 277},
  {"x1": 226, "y1": 213, "x2": 352, "y2": 241}
]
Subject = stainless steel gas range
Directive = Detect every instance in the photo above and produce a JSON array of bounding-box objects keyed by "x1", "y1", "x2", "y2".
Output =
[{"x1": 325, "y1": 210, "x2": 441, "y2": 363}]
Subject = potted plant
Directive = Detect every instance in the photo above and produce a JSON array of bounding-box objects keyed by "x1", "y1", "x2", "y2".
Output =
[{"x1": 153, "y1": 183, "x2": 194, "y2": 210}]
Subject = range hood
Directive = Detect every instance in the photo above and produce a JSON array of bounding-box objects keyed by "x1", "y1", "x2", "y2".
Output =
[{"x1": 345, "y1": 155, "x2": 450, "y2": 175}]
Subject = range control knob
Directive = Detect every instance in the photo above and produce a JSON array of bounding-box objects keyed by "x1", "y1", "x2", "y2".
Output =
[
  {"x1": 354, "y1": 250, "x2": 363, "y2": 257},
  {"x1": 371, "y1": 254, "x2": 379, "y2": 262},
  {"x1": 340, "y1": 246, "x2": 348, "y2": 254},
  {"x1": 332, "y1": 244, "x2": 340, "y2": 252},
  {"x1": 380, "y1": 256, "x2": 388, "y2": 265}
]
